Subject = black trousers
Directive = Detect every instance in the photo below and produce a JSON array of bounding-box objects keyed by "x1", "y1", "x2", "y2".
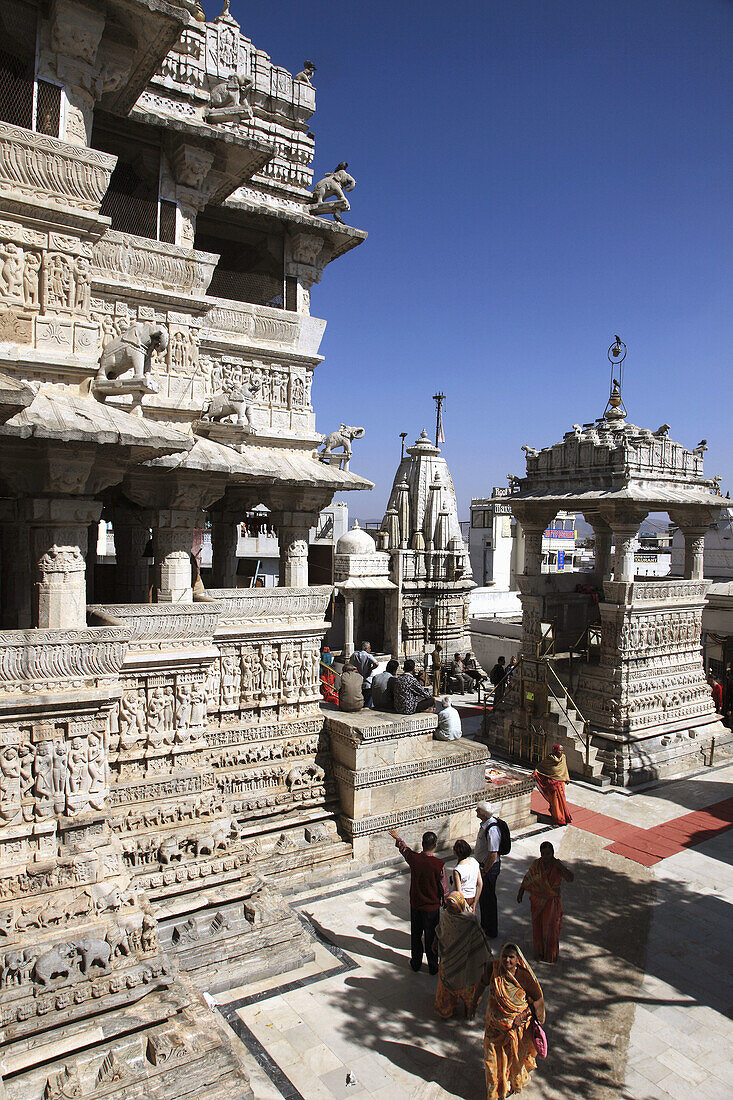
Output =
[
  {"x1": 479, "y1": 864, "x2": 500, "y2": 939},
  {"x1": 410, "y1": 907, "x2": 440, "y2": 971}
]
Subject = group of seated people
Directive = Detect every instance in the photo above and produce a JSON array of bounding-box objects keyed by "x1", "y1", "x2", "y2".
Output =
[{"x1": 322, "y1": 641, "x2": 463, "y2": 739}]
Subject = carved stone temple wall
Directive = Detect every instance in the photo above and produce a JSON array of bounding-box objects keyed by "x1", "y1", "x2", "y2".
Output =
[
  {"x1": 0, "y1": 0, "x2": 376, "y2": 1096},
  {"x1": 490, "y1": 391, "x2": 733, "y2": 786}
]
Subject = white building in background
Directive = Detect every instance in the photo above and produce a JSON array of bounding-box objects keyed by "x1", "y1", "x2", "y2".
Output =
[
  {"x1": 470, "y1": 490, "x2": 584, "y2": 589},
  {"x1": 671, "y1": 506, "x2": 733, "y2": 675}
]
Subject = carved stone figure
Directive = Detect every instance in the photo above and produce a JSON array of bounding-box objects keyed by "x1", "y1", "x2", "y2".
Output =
[
  {"x1": 309, "y1": 163, "x2": 356, "y2": 223},
  {"x1": 0, "y1": 744, "x2": 21, "y2": 822},
  {"x1": 119, "y1": 688, "x2": 146, "y2": 749},
  {"x1": 158, "y1": 837, "x2": 182, "y2": 864},
  {"x1": 205, "y1": 74, "x2": 254, "y2": 123},
  {"x1": 294, "y1": 60, "x2": 316, "y2": 84},
  {"x1": 174, "y1": 682, "x2": 192, "y2": 741},
  {"x1": 202, "y1": 380, "x2": 260, "y2": 431},
  {"x1": 94, "y1": 322, "x2": 168, "y2": 400},
  {"x1": 0, "y1": 242, "x2": 23, "y2": 297},
  {"x1": 318, "y1": 423, "x2": 365, "y2": 470},
  {"x1": 75, "y1": 935, "x2": 112, "y2": 974},
  {"x1": 86, "y1": 733, "x2": 107, "y2": 810},
  {"x1": 73, "y1": 256, "x2": 91, "y2": 312},
  {"x1": 34, "y1": 942, "x2": 76, "y2": 986},
  {"x1": 23, "y1": 251, "x2": 41, "y2": 308}
]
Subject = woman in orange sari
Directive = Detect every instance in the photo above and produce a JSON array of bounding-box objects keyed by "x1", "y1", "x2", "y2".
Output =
[
  {"x1": 517, "y1": 841, "x2": 574, "y2": 963},
  {"x1": 483, "y1": 943, "x2": 545, "y2": 1100},
  {"x1": 534, "y1": 743, "x2": 572, "y2": 825}
]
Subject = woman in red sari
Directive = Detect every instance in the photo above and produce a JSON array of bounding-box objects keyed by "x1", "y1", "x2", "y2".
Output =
[
  {"x1": 319, "y1": 647, "x2": 339, "y2": 705},
  {"x1": 517, "y1": 841, "x2": 574, "y2": 963},
  {"x1": 534, "y1": 743, "x2": 572, "y2": 825}
]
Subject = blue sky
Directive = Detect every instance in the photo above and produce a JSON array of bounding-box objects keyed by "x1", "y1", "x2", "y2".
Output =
[{"x1": 211, "y1": 0, "x2": 732, "y2": 522}]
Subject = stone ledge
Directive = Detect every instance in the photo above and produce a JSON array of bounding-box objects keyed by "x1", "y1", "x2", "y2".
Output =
[
  {"x1": 333, "y1": 742, "x2": 488, "y2": 789},
  {"x1": 341, "y1": 788, "x2": 494, "y2": 838},
  {"x1": 324, "y1": 709, "x2": 438, "y2": 744}
]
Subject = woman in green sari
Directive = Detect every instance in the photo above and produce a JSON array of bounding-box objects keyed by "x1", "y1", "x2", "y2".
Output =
[{"x1": 434, "y1": 891, "x2": 492, "y2": 1019}]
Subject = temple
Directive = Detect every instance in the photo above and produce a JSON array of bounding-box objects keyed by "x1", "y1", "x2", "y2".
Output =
[
  {"x1": 0, "y1": 1, "x2": 376, "y2": 1095},
  {"x1": 487, "y1": 376, "x2": 733, "y2": 785}
]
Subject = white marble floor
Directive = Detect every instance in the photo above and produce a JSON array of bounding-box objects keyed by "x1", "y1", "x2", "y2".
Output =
[{"x1": 213, "y1": 763, "x2": 733, "y2": 1100}]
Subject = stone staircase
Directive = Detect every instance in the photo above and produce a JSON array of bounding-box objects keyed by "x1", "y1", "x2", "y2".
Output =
[{"x1": 545, "y1": 694, "x2": 605, "y2": 782}]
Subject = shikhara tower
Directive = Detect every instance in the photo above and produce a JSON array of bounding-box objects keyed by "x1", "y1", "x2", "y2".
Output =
[{"x1": 379, "y1": 429, "x2": 473, "y2": 661}]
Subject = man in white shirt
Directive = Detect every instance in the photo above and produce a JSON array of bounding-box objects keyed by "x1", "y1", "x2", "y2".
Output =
[
  {"x1": 475, "y1": 800, "x2": 501, "y2": 939},
  {"x1": 433, "y1": 698, "x2": 462, "y2": 741}
]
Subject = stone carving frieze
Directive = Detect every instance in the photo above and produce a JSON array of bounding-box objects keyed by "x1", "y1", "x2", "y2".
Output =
[
  {"x1": 0, "y1": 122, "x2": 116, "y2": 213},
  {"x1": 89, "y1": 603, "x2": 220, "y2": 650},
  {"x1": 204, "y1": 585, "x2": 331, "y2": 625},
  {"x1": 0, "y1": 629, "x2": 128, "y2": 693},
  {"x1": 90, "y1": 231, "x2": 218, "y2": 296}
]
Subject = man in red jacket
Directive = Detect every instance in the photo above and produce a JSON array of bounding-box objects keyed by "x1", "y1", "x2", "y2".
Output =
[{"x1": 389, "y1": 828, "x2": 449, "y2": 974}]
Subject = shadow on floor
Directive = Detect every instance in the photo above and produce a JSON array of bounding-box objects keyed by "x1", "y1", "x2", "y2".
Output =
[{"x1": 317, "y1": 832, "x2": 733, "y2": 1100}]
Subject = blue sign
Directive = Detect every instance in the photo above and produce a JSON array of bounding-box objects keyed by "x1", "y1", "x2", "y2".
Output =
[{"x1": 558, "y1": 550, "x2": 565, "y2": 570}]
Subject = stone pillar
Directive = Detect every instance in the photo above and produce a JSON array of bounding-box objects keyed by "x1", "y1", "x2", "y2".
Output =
[
  {"x1": 23, "y1": 497, "x2": 102, "y2": 629},
  {"x1": 611, "y1": 519, "x2": 642, "y2": 583},
  {"x1": 588, "y1": 518, "x2": 613, "y2": 581},
  {"x1": 343, "y1": 592, "x2": 355, "y2": 657},
  {"x1": 0, "y1": 501, "x2": 32, "y2": 628},
  {"x1": 210, "y1": 513, "x2": 240, "y2": 589},
  {"x1": 682, "y1": 526, "x2": 708, "y2": 581},
  {"x1": 112, "y1": 504, "x2": 151, "y2": 604},
  {"x1": 518, "y1": 519, "x2": 551, "y2": 577},
  {"x1": 277, "y1": 524, "x2": 310, "y2": 587},
  {"x1": 151, "y1": 509, "x2": 202, "y2": 604}
]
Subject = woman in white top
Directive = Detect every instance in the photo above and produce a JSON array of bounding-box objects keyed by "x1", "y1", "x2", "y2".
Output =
[{"x1": 451, "y1": 838, "x2": 483, "y2": 914}]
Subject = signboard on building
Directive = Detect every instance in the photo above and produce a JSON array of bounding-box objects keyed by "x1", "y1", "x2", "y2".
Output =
[{"x1": 558, "y1": 549, "x2": 565, "y2": 570}]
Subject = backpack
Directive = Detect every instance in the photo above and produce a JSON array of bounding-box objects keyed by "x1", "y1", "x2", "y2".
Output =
[{"x1": 495, "y1": 817, "x2": 512, "y2": 856}]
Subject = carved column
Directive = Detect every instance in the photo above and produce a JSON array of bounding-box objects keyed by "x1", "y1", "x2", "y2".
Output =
[
  {"x1": 276, "y1": 524, "x2": 310, "y2": 587},
  {"x1": 269, "y1": 492, "x2": 330, "y2": 588},
  {"x1": 112, "y1": 504, "x2": 151, "y2": 603},
  {"x1": 682, "y1": 526, "x2": 708, "y2": 581},
  {"x1": 587, "y1": 516, "x2": 613, "y2": 582},
  {"x1": 343, "y1": 592, "x2": 355, "y2": 657},
  {"x1": 210, "y1": 512, "x2": 240, "y2": 589},
  {"x1": 514, "y1": 511, "x2": 555, "y2": 577},
  {"x1": 610, "y1": 518, "x2": 643, "y2": 583},
  {"x1": 22, "y1": 497, "x2": 102, "y2": 628},
  {"x1": 150, "y1": 508, "x2": 203, "y2": 603}
]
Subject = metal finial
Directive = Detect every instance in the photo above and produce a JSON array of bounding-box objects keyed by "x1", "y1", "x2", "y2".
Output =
[{"x1": 604, "y1": 336, "x2": 628, "y2": 421}]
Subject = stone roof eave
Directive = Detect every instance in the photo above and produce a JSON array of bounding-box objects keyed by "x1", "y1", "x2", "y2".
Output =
[{"x1": 221, "y1": 196, "x2": 367, "y2": 263}]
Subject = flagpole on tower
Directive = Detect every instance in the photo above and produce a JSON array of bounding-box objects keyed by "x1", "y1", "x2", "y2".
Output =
[{"x1": 432, "y1": 392, "x2": 446, "y2": 447}]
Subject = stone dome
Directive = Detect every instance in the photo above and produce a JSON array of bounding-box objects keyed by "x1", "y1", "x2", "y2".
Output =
[{"x1": 336, "y1": 520, "x2": 376, "y2": 555}]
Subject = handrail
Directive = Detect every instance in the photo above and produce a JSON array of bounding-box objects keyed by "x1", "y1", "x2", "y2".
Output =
[
  {"x1": 542, "y1": 659, "x2": 590, "y2": 768},
  {"x1": 536, "y1": 621, "x2": 556, "y2": 659}
]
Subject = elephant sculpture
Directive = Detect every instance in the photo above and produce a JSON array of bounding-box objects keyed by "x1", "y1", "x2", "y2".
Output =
[
  {"x1": 318, "y1": 424, "x2": 365, "y2": 470},
  {"x1": 202, "y1": 382, "x2": 260, "y2": 431},
  {"x1": 97, "y1": 322, "x2": 168, "y2": 386},
  {"x1": 33, "y1": 942, "x2": 76, "y2": 986}
]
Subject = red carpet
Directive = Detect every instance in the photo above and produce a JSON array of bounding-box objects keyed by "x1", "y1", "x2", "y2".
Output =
[{"x1": 531, "y1": 789, "x2": 733, "y2": 866}]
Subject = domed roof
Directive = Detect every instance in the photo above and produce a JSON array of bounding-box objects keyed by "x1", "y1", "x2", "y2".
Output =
[{"x1": 336, "y1": 520, "x2": 376, "y2": 555}]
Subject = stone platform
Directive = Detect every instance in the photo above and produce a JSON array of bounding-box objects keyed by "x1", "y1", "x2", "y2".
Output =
[{"x1": 324, "y1": 707, "x2": 490, "y2": 861}]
